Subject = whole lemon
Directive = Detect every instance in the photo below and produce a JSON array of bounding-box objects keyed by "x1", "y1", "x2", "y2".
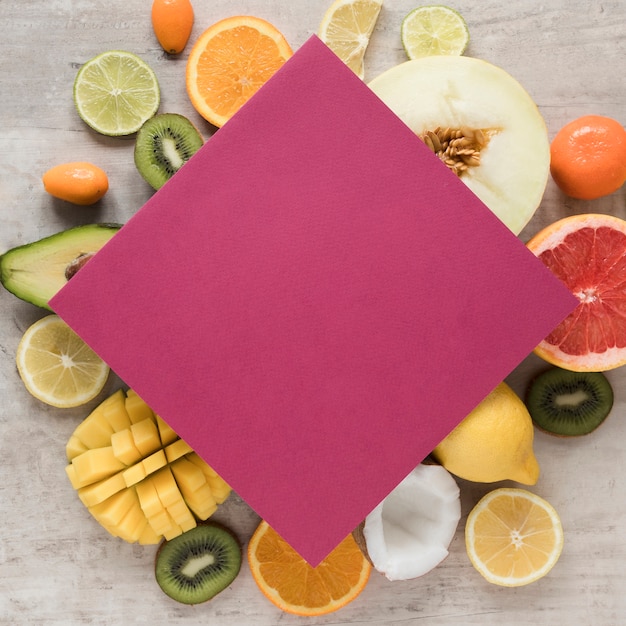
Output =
[{"x1": 432, "y1": 382, "x2": 539, "y2": 485}]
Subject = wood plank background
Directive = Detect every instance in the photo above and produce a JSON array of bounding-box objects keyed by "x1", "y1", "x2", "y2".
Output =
[{"x1": 1, "y1": 1, "x2": 625, "y2": 624}]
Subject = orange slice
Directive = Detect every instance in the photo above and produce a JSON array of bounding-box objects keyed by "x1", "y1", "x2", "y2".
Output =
[
  {"x1": 527, "y1": 213, "x2": 626, "y2": 371},
  {"x1": 247, "y1": 520, "x2": 371, "y2": 616},
  {"x1": 185, "y1": 16, "x2": 293, "y2": 128}
]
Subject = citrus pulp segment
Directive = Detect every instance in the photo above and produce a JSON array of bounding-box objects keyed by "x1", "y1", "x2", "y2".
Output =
[
  {"x1": 527, "y1": 214, "x2": 626, "y2": 371},
  {"x1": 401, "y1": 5, "x2": 469, "y2": 60},
  {"x1": 186, "y1": 16, "x2": 293, "y2": 127},
  {"x1": 318, "y1": 0, "x2": 383, "y2": 79},
  {"x1": 465, "y1": 488, "x2": 564, "y2": 587},
  {"x1": 73, "y1": 50, "x2": 159, "y2": 136},
  {"x1": 16, "y1": 315, "x2": 109, "y2": 408},
  {"x1": 247, "y1": 520, "x2": 371, "y2": 616}
]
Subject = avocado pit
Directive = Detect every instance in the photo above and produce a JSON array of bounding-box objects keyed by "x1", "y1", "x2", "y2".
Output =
[{"x1": 65, "y1": 252, "x2": 96, "y2": 280}]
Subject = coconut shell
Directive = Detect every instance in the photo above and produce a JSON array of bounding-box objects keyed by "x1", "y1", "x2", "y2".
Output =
[{"x1": 351, "y1": 521, "x2": 374, "y2": 567}]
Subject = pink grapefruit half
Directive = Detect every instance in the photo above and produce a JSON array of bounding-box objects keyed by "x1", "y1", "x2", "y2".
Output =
[{"x1": 527, "y1": 213, "x2": 626, "y2": 372}]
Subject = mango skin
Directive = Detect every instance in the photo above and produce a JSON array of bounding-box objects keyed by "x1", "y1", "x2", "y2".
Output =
[{"x1": 42, "y1": 161, "x2": 109, "y2": 205}]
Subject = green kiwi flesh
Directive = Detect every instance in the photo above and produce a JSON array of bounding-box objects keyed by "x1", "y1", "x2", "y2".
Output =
[
  {"x1": 155, "y1": 522, "x2": 241, "y2": 605},
  {"x1": 134, "y1": 113, "x2": 203, "y2": 190},
  {"x1": 525, "y1": 367, "x2": 613, "y2": 436}
]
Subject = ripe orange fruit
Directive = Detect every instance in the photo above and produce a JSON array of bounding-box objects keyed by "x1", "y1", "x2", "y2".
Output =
[
  {"x1": 550, "y1": 115, "x2": 626, "y2": 200},
  {"x1": 42, "y1": 162, "x2": 109, "y2": 205},
  {"x1": 186, "y1": 16, "x2": 292, "y2": 128},
  {"x1": 247, "y1": 520, "x2": 371, "y2": 616},
  {"x1": 151, "y1": 0, "x2": 194, "y2": 55},
  {"x1": 527, "y1": 213, "x2": 626, "y2": 371}
]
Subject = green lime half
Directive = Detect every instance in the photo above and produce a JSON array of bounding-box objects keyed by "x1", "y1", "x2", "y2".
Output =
[
  {"x1": 401, "y1": 5, "x2": 470, "y2": 60},
  {"x1": 73, "y1": 50, "x2": 160, "y2": 136}
]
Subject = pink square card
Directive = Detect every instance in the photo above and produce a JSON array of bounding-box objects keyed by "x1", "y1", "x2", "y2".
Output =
[{"x1": 51, "y1": 36, "x2": 576, "y2": 565}]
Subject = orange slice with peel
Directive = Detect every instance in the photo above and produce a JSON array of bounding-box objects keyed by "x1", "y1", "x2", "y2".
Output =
[
  {"x1": 185, "y1": 15, "x2": 293, "y2": 128},
  {"x1": 247, "y1": 520, "x2": 371, "y2": 616},
  {"x1": 527, "y1": 213, "x2": 626, "y2": 372}
]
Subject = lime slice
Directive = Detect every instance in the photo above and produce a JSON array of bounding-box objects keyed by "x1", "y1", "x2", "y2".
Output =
[
  {"x1": 16, "y1": 315, "x2": 109, "y2": 408},
  {"x1": 401, "y1": 5, "x2": 469, "y2": 60},
  {"x1": 73, "y1": 50, "x2": 160, "y2": 136}
]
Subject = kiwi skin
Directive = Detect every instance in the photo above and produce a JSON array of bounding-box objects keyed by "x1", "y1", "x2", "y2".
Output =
[
  {"x1": 134, "y1": 113, "x2": 204, "y2": 190},
  {"x1": 525, "y1": 367, "x2": 614, "y2": 437},
  {"x1": 154, "y1": 521, "x2": 241, "y2": 605}
]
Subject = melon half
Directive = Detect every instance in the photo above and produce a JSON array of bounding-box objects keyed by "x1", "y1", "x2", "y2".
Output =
[{"x1": 369, "y1": 56, "x2": 550, "y2": 235}]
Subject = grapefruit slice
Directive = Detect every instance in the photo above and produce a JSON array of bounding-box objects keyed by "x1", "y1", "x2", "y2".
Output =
[{"x1": 527, "y1": 214, "x2": 626, "y2": 371}]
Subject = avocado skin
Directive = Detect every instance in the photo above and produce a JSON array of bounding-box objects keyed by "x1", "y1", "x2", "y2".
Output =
[{"x1": 0, "y1": 223, "x2": 121, "y2": 310}]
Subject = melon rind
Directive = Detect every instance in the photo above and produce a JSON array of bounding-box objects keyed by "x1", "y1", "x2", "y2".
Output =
[{"x1": 368, "y1": 56, "x2": 550, "y2": 235}]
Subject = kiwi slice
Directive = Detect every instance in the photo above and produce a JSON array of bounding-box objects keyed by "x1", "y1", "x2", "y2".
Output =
[
  {"x1": 134, "y1": 113, "x2": 204, "y2": 190},
  {"x1": 525, "y1": 367, "x2": 613, "y2": 436},
  {"x1": 155, "y1": 522, "x2": 241, "y2": 605}
]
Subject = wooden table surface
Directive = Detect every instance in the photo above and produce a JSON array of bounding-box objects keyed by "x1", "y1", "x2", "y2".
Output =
[{"x1": 1, "y1": 1, "x2": 625, "y2": 624}]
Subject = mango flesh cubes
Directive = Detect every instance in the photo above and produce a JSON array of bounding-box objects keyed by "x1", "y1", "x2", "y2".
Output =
[{"x1": 65, "y1": 388, "x2": 231, "y2": 544}]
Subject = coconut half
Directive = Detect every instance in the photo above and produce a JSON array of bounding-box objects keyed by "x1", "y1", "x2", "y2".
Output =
[
  {"x1": 368, "y1": 55, "x2": 550, "y2": 235},
  {"x1": 362, "y1": 464, "x2": 460, "y2": 581}
]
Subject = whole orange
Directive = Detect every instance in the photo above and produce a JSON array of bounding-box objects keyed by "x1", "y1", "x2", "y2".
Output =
[
  {"x1": 42, "y1": 162, "x2": 108, "y2": 205},
  {"x1": 151, "y1": 0, "x2": 194, "y2": 55},
  {"x1": 550, "y1": 114, "x2": 626, "y2": 200}
]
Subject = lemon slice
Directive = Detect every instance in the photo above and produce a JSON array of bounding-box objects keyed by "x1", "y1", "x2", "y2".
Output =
[
  {"x1": 318, "y1": 0, "x2": 383, "y2": 79},
  {"x1": 73, "y1": 50, "x2": 160, "y2": 136},
  {"x1": 401, "y1": 5, "x2": 469, "y2": 60},
  {"x1": 465, "y1": 488, "x2": 564, "y2": 587},
  {"x1": 16, "y1": 315, "x2": 109, "y2": 408}
]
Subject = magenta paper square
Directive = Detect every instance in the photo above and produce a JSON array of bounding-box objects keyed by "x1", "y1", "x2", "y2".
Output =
[{"x1": 51, "y1": 36, "x2": 576, "y2": 565}]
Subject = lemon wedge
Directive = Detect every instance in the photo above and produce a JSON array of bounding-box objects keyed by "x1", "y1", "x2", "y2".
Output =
[{"x1": 318, "y1": 0, "x2": 383, "y2": 79}]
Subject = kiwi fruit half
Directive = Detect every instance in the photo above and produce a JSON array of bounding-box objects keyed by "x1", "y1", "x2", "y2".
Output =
[
  {"x1": 525, "y1": 367, "x2": 613, "y2": 436},
  {"x1": 134, "y1": 113, "x2": 204, "y2": 190},
  {"x1": 155, "y1": 522, "x2": 241, "y2": 604}
]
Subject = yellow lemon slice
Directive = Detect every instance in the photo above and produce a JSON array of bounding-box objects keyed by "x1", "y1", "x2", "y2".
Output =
[
  {"x1": 16, "y1": 315, "x2": 109, "y2": 408},
  {"x1": 318, "y1": 0, "x2": 383, "y2": 79},
  {"x1": 465, "y1": 488, "x2": 564, "y2": 587}
]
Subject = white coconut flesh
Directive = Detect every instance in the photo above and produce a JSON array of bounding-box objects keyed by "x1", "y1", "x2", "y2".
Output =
[
  {"x1": 362, "y1": 463, "x2": 460, "y2": 581},
  {"x1": 368, "y1": 55, "x2": 550, "y2": 235}
]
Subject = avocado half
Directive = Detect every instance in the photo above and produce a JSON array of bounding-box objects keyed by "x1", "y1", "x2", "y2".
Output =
[{"x1": 0, "y1": 223, "x2": 121, "y2": 310}]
